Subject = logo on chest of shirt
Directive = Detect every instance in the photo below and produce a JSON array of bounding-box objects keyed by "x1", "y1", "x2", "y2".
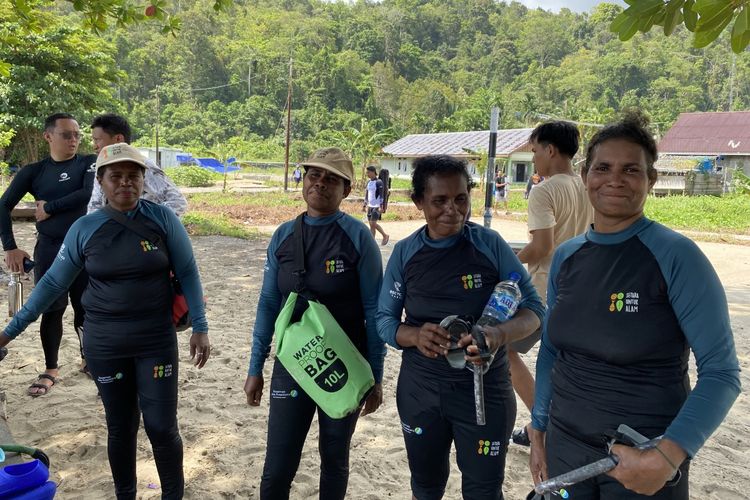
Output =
[
  {"x1": 140, "y1": 240, "x2": 159, "y2": 252},
  {"x1": 324, "y1": 258, "x2": 345, "y2": 274},
  {"x1": 609, "y1": 291, "x2": 639, "y2": 313},
  {"x1": 59, "y1": 172, "x2": 70, "y2": 182},
  {"x1": 460, "y1": 273, "x2": 483, "y2": 290}
]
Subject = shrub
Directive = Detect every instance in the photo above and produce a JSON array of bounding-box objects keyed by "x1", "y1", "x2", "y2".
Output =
[{"x1": 166, "y1": 166, "x2": 217, "y2": 187}]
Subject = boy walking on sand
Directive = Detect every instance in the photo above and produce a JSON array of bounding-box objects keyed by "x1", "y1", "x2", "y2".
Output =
[{"x1": 363, "y1": 166, "x2": 389, "y2": 246}]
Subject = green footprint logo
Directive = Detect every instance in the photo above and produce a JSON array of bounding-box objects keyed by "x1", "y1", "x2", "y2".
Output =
[
  {"x1": 609, "y1": 292, "x2": 625, "y2": 312},
  {"x1": 477, "y1": 439, "x2": 490, "y2": 455}
]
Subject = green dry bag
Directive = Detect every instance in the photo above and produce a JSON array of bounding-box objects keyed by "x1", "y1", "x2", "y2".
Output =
[{"x1": 275, "y1": 292, "x2": 374, "y2": 419}]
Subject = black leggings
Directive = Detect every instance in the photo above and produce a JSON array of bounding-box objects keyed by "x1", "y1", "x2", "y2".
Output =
[
  {"x1": 34, "y1": 237, "x2": 88, "y2": 369},
  {"x1": 260, "y1": 361, "x2": 361, "y2": 500},
  {"x1": 87, "y1": 352, "x2": 183, "y2": 500}
]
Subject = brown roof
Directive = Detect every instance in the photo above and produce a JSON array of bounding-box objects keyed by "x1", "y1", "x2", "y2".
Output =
[
  {"x1": 382, "y1": 129, "x2": 533, "y2": 157},
  {"x1": 658, "y1": 112, "x2": 750, "y2": 155}
]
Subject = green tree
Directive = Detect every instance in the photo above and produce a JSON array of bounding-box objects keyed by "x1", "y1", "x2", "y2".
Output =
[
  {"x1": 0, "y1": 7, "x2": 118, "y2": 164},
  {"x1": 611, "y1": 0, "x2": 750, "y2": 53}
]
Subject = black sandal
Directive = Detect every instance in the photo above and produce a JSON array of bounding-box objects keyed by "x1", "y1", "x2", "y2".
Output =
[{"x1": 27, "y1": 373, "x2": 57, "y2": 397}]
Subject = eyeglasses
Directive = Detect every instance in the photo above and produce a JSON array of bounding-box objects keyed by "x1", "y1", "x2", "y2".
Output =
[{"x1": 55, "y1": 131, "x2": 82, "y2": 141}]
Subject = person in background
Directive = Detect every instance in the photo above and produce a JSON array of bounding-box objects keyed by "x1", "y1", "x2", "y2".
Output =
[
  {"x1": 0, "y1": 143, "x2": 209, "y2": 499},
  {"x1": 376, "y1": 155, "x2": 544, "y2": 499},
  {"x1": 292, "y1": 165, "x2": 302, "y2": 189},
  {"x1": 510, "y1": 121, "x2": 593, "y2": 437},
  {"x1": 525, "y1": 172, "x2": 541, "y2": 199},
  {"x1": 529, "y1": 113, "x2": 740, "y2": 499},
  {"x1": 0, "y1": 113, "x2": 95, "y2": 396},
  {"x1": 494, "y1": 168, "x2": 509, "y2": 215},
  {"x1": 245, "y1": 147, "x2": 385, "y2": 500},
  {"x1": 363, "y1": 165, "x2": 390, "y2": 246},
  {"x1": 88, "y1": 113, "x2": 187, "y2": 217}
]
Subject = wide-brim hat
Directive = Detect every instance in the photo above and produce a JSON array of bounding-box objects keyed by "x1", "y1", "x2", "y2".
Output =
[
  {"x1": 96, "y1": 143, "x2": 149, "y2": 173},
  {"x1": 300, "y1": 147, "x2": 354, "y2": 183}
]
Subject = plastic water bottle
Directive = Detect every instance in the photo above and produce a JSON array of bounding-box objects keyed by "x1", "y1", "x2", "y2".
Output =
[
  {"x1": 8, "y1": 272, "x2": 22, "y2": 318},
  {"x1": 477, "y1": 272, "x2": 522, "y2": 327},
  {"x1": 471, "y1": 272, "x2": 522, "y2": 427}
]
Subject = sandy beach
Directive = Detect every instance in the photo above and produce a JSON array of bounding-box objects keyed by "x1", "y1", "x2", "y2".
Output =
[{"x1": 0, "y1": 216, "x2": 748, "y2": 499}]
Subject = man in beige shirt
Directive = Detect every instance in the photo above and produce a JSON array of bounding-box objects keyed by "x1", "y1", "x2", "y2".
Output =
[{"x1": 512, "y1": 121, "x2": 593, "y2": 419}]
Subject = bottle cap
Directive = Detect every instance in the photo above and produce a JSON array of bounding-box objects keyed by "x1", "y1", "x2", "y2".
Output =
[{"x1": 508, "y1": 271, "x2": 521, "y2": 282}]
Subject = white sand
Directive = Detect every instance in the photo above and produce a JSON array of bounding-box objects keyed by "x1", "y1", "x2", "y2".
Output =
[{"x1": 0, "y1": 218, "x2": 748, "y2": 499}]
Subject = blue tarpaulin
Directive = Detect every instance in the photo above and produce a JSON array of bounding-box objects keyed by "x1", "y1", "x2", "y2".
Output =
[{"x1": 195, "y1": 158, "x2": 240, "y2": 173}]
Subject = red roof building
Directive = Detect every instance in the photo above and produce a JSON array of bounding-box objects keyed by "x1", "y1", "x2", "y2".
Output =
[{"x1": 659, "y1": 111, "x2": 750, "y2": 155}]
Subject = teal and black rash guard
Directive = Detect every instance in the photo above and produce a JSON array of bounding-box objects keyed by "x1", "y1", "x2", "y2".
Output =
[
  {"x1": 249, "y1": 211, "x2": 385, "y2": 382},
  {"x1": 376, "y1": 222, "x2": 545, "y2": 382},
  {"x1": 0, "y1": 154, "x2": 96, "y2": 250},
  {"x1": 532, "y1": 217, "x2": 740, "y2": 458},
  {"x1": 3, "y1": 200, "x2": 207, "y2": 357}
]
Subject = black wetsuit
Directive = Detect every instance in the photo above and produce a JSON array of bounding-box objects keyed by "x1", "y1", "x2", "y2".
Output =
[
  {"x1": 0, "y1": 154, "x2": 95, "y2": 368},
  {"x1": 532, "y1": 218, "x2": 741, "y2": 499},
  {"x1": 249, "y1": 211, "x2": 384, "y2": 500},
  {"x1": 377, "y1": 223, "x2": 545, "y2": 500},
  {"x1": 4, "y1": 200, "x2": 208, "y2": 500}
]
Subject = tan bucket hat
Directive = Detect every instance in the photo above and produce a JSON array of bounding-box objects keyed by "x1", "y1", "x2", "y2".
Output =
[
  {"x1": 95, "y1": 143, "x2": 149, "y2": 173},
  {"x1": 300, "y1": 147, "x2": 354, "y2": 183}
]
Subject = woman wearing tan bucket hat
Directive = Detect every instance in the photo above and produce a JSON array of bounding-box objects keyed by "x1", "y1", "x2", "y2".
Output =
[
  {"x1": 245, "y1": 147, "x2": 385, "y2": 499},
  {"x1": 0, "y1": 143, "x2": 209, "y2": 499}
]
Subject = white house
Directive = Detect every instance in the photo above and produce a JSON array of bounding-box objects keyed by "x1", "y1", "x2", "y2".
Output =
[
  {"x1": 136, "y1": 146, "x2": 191, "y2": 169},
  {"x1": 379, "y1": 129, "x2": 534, "y2": 182}
]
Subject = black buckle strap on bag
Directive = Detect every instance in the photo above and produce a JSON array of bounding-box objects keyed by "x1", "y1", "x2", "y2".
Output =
[
  {"x1": 102, "y1": 205, "x2": 194, "y2": 331},
  {"x1": 291, "y1": 213, "x2": 319, "y2": 323},
  {"x1": 292, "y1": 213, "x2": 307, "y2": 295}
]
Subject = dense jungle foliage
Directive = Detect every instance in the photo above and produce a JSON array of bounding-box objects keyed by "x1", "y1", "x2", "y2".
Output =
[{"x1": 2, "y1": 0, "x2": 749, "y2": 168}]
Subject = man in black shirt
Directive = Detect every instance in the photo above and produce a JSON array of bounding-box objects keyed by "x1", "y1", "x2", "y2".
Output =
[{"x1": 0, "y1": 113, "x2": 95, "y2": 396}]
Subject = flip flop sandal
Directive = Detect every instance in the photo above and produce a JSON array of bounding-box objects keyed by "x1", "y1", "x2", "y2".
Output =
[
  {"x1": 27, "y1": 373, "x2": 57, "y2": 397},
  {"x1": 79, "y1": 361, "x2": 92, "y2": 379}
]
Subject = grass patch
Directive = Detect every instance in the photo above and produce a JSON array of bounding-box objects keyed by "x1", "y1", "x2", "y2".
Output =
[
  {"x1": 182, "y1": 212, "x2": 265, "y2": 239},
  {"x1": 188, "y1": 191, "x2": 303, "y2": 208},
  {"x1": 183, "y1": 182, "x2": 750, "y2": 240},
  {"x1": 645, "y1": 194, "x2": 750, "y2": 234}
]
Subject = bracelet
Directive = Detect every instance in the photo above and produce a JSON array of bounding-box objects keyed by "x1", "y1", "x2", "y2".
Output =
[{"x1": 654, "y1": 445, "x2": 679, "y2": 471}]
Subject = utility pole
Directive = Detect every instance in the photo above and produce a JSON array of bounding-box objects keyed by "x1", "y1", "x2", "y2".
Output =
[
  {"x1": 284, "y1": 57, "x2": 293, "y2": 192},
  {"x1": 155, "y1": 85, "x2": 160, "y2": 166},
  {"x1": 728, "y1": 52, "x2": 736, "y2": 110},
  {"x1": 483, "y1": 107, "x2": 499, "y2": 229}
]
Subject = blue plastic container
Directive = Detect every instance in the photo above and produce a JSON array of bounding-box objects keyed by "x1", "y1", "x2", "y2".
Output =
[
  {"x1": 8, "y1": 480, "x2": 56, "y2": 499},
  {"x1": 0, "y1": 460, "x2": 49, "y2": 498}
]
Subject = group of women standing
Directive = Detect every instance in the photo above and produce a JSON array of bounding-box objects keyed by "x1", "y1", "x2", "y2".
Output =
[
  {"x1": 246, "y1": 112, "x2": 739, "y2": 500},
  {"x1": 0, "y1": 112, "x2": 740, "y2": 500}
]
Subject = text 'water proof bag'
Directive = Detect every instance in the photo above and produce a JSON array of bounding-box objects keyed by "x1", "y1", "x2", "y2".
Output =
[
  {"x1": 275, "y1": 292, "x2": 374, "y2": 418},
  {"x1": 273, "y1": 213, "x2": 374, "y2": 419}
]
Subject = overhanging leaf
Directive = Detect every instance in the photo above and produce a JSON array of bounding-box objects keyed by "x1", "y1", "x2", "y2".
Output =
[
  {"x1": 683, "y1": 0, "x2": 698, "y2": 30},
  {"x1": 610, "y1": 11, "x2": 633, "y2": 33},
  {"x1": 695, "y1": 1, "x2": 736, "y2": 32},
  {"x1": 730, "y1": 6, "x2": 750, "y2": 52},
  {"x1": 619, "y1": 15, "x2": 641, "y2": 40},
  {"x1": 694, "y1": 11, "x2": 733, "y2": 47},
  {"x1": 664, "y1": 0, "x2": 685, "y2": 35},
  {"x1": 625, "y1": 0, "x2": 665, "y2": 17}
]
